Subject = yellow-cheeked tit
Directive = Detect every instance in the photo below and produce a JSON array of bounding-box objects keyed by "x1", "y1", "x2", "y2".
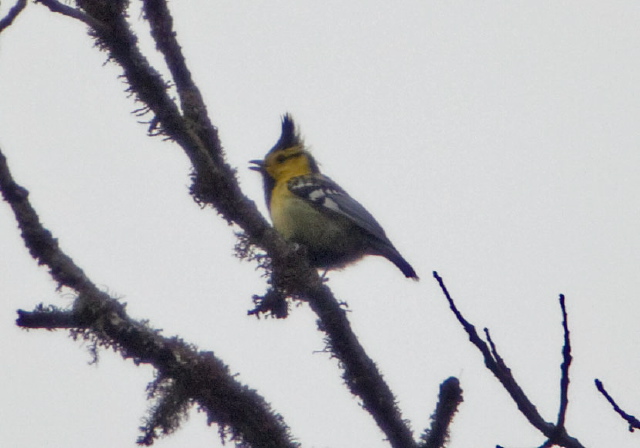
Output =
[{"x1": 250, "y1": 114, "x2": 418, "y2": 280}]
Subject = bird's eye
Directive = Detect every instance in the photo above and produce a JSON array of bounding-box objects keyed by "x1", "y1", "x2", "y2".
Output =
[{"x1": 276, "y1": 154, "x2": 286, "y2": 163}]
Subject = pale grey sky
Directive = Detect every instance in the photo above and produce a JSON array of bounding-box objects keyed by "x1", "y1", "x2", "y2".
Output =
[{"x1": 1, "y1": 1, "x2": 640, "y2": 447}]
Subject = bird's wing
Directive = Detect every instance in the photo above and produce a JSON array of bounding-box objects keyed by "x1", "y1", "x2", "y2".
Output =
[{"x1": 288, "y1": 174, "x2": 390, "y2": 242}]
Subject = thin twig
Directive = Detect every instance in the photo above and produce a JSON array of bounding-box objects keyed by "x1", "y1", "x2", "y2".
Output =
[
  {"x1": 433, "y1": 271, "x2": 585, "y2": 448},
  {"x1": 484, "y1": 328, "x2": 507, "y2": 368},
  {"x1": 556, "y1": 294, "x2": 572, "y2": 429},
  {"x1": 35, "y1": 0, "x2": 107, "y2": 32},
  {"x1": 595, "y1": 379, "x2": 640, "y2": 431},
  {"x1": 433, "y1": 272, "x2": 548, "y2": 431}
]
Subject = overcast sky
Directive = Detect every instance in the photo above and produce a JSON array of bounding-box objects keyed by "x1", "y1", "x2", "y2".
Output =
[{"x1": 2, "y1": 1, "x2": 640, "y2": 447}]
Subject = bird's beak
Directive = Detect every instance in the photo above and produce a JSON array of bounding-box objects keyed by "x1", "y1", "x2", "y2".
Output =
[{"x1": 249, "y1": 159, "x2": 264, "y2": 172}]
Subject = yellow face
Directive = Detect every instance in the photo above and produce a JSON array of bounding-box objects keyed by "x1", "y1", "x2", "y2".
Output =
[{"x1": 264, "y1": 145, "x2": 314, "y2": 182}]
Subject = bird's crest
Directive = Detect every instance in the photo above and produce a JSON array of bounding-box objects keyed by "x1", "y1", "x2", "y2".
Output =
[{"x1": 270, "y1": 113, "x2": 303, "y2": 153}]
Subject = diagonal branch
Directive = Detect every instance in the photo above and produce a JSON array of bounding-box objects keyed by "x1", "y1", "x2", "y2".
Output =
[
  {"x1": 37, "y1": 0, "x2": 277, "y2": 251},
  {"x1": 595, "y1": 379, "x2": 640, "y2": 432},
  {"x1": 0, "y1": 149, "x2": 97, "y2": 292},
  {"x1": 141, "y1": 0, "x2": 212, "y2": 127},
  {"x1": 1, "y1": 146, "x2": 298, "y2": 448},
  {"x1": 0, "y1": 0, "x2": 27, "y2": 33},
  {"x1": 306, "y1": 284, "x2": 417, "y2": 448},
  {"x1": 433, "y1": 272, "x2": 547, "y2": 431},
  {"x1": 433, "y1": 271, "x2": 584, "y2": 448},
  {"x1": 35, "y1": 0, "x2": 107, "y2": 32}
]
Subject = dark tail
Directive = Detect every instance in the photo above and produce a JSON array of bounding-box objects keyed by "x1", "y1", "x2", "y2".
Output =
[{"x1": 370, "y1": 240, "x2": 419, "y2": 280}]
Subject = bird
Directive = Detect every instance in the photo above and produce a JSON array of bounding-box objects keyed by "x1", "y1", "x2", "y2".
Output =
[{"x1": 250, "y1": 114, "x2": 418, "y2": 280}]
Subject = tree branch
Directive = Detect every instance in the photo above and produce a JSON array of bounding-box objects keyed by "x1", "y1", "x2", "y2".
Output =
[
  {"x1": 595, "y1": 379, "x2": 640, "y2": 432},
  {"x1": 35, "y1": 0, "x2": 107, "y2": 32},
  {"x1": 1, "y1": 146, "x2": 298, "y2": 448},
  {"x1": 433, "y1": 271, "x2": 584, "y2": 448},
  {"x1": 17, "y1": 306, "x2": 78, "y2": 329},
  {"x1": 76, "y1": 4, "x2": 416, "y2": 446},
  {"x1": 306, "y1": 284, "x2": 417, "y2": 448},
  {"x1": 0, "y1": 0, "x2": 27, "y2": 33},
  {"x1": 0, "y1": 149, "x2": 96, "y2": 292},
  {"x1": 556, "y1": 294, "x2": 572, "y2": 430},
  {"x1": 141, "y1": 0, "x2": 211, "y2": 126},
  {"x1": 6, "y1": 3, "x2": 418, "y2": 446},
  {"x1": 420, "y1": 377, "x2": 463, "y2": 448}
]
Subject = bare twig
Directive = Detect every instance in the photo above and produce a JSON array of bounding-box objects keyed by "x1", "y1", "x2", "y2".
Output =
[
  {"x1": 556, "y1": 294, "x2": 572, "y2": 429},
  {"x1": 0, "y1": 0, "x2": 27, "y2": 33},
  {"x1": 595, "y1": 379, "x2": 640, "y2": 432},
  {"x1": 35, "y1": 0, "x2": 107, "y2": 32},
  {"x1": 433, "y1": 272, "x2": 549, "y2": 432},
  {"x1": 484, "y1": 328, "x2": 507, "y2": 368},
  {"x1": 433, "y1": 271, "x2": 584, "y2": 448}
]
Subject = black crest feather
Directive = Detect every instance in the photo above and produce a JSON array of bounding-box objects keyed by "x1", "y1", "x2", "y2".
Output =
[{"x1": 270, "y1": 113, "x2": 302, "y2": 153}]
